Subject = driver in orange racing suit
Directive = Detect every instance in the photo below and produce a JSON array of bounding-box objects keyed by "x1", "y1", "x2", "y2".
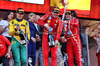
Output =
[{"x1": 36, "y1": 7, "x2": 63, "y2": 66}]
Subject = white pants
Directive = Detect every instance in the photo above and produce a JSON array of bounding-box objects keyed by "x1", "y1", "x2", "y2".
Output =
[{"x1": 35, "y1": 47, "x2": 43, "y2": 66}]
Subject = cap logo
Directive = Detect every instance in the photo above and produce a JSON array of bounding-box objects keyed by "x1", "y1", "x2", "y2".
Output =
[
  {"x1": 68, "y1": 11, "x2": 71, "y2": 13},
  {"x1": 66, "y1": 11, "x2": 71, "y2": 13},
  {"x1": 18, "y1": 9, "x2": 24, "y2": 12},
  {"x1": 54, "y1": 8, "x2": 59, "y2": 11}
]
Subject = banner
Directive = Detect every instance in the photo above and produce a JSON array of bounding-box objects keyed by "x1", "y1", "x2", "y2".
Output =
[
  {"x1": 0, "y1": 0, "x2": 50, "y2": 13},
  {"x1": 50, "y1": 0, "x2": 91, "y2": 17},
  {"x1": 90, "y1": 0, "x2": 100, "y2": 19},
  {"x1": 10, "y1": 0, "x2": 44, "y2": 4}
]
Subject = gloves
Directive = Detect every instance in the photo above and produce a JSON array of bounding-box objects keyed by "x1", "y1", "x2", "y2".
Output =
[
  {"x1": 44, "y1": 24, "x2": 50, "y2": 31},
  {"x1": 55, "y1": 40, "x2": 58, "y2": 44}
]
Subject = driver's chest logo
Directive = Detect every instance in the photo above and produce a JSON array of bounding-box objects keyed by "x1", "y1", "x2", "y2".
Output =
[
  {"x1": 48, "y1": 16, "x2": 52, "y2": 23},
  {"x1": 48, "y1": 20, "x2": 50, "y2": 23}
]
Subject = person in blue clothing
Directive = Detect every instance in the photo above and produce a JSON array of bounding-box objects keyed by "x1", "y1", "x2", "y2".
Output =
[{"x1": 27, "y1": 13, "x2": 37, "y2": 66}]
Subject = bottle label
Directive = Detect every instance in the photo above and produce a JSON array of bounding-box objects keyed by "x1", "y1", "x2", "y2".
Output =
[
  {"x1": 64, "y1": 24, "x2": 67, "y2": 31},
  {"x1": 50, "y1": 27, "x2": 53, "y2": 32},
  {"x1": 67, "y1": 30, "x2": 72, "y2": 35}
]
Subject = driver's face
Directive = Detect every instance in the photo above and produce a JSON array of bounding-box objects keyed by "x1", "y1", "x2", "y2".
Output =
[
  {"x1": 52, "y1": 12, "x2": 59, "y2": 18},
  {"x1": 65, "y1": 14, "x2": 72, "y2": 20},
  {"x1": 16, "y1": 13, "x2": 24, "y2": 20}
]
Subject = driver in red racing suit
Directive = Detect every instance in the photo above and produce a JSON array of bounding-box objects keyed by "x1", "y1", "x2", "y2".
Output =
[
  {"x1": 63, "y1": 11, "x2": 82, "y2": 66},
  {"x1": 36, "y1": 7, "x2": 63, "y2": 66}
]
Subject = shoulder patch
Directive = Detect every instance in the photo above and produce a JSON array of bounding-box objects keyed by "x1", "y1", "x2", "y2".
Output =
[
  {"x1": 12, "y1": 21, "x2": 14, "y2": 24},
  {"x1": 49, "y1": 16, "x2": 51, "y2": 20}
]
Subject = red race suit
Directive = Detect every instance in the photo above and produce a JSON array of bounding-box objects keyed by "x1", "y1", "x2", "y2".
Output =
[
  {"x1": 37, "y1": 12, "x2": 63, "y2": 66},
  {"x1": 0, "y1": 35, "x2": 11, "y2": 57},
  {"x1": 64, "y1": 18, "x2": 82, "y2": 66}
]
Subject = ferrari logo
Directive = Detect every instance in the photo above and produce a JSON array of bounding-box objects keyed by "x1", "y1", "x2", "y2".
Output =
[{"x1": 48, "y1": 20, "x2": 50, "y2": 23}]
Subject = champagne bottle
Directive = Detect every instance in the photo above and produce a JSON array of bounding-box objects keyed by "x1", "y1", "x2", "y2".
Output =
[
  {"x1": 48, "y1": 27, "x2": 55, "y2": 47},
  {"x1": 19, "y1": 30, "x2": 26, "y2": 45}
]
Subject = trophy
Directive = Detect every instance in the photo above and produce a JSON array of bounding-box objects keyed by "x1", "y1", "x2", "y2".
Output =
[
  {"x1": 28, "y1": 57, "x2": 33, "y2": 66},
  {"x1": 19, "y1": 29, "x2": 26, "y2": 45}
]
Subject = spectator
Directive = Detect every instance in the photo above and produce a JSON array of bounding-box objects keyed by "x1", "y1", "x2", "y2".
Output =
[
  {"x1": 0, "y1": 11, "x2": 14, "y2": 66},
  {"x1": 0, "y1": 18, "x2": 3, "y2": 21},
  {"x1": 94, "y1": 25, "x2": 100, "y2": 66},
  {"x1": 27, "y1": 13, "x2": 37, "y2": 66},
  {"x1": 0, "y1": 11, "x2": 14, "y2": 41},
  {"x1": 9, "y1": 8, "x2": 30, "y2": 66},
  {"x1": 37, "y1": 7, "x2": 63, "y2": 66},
  {"x1": 0, "y1": 35, "x2": 11, "y2": 66},
  {"x1": 34, "y1": 15, "x2": 44, "y2": 66},
  {"x1": 35, "y1": 26, "x2": 44, "y2": 66},
  {"x1": 81, "y1": 29, "x2": 88, "y2": 66},
  {"x1": 60, "y1": 11, "x2": 70, "y2": 55}
]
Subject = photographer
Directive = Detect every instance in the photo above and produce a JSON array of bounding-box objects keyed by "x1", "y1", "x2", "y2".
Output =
[
  {"x1": 94, "y1": 25, "x2": 100, "y2": 66},
  {"x1": 27, "y1": 13, "x2": 37, "y2": 66}
]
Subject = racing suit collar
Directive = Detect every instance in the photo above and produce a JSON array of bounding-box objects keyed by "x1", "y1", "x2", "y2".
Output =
[
  {"x1": 51, "y1": 15, "x2": 58, "y2": 19},
  {"x1": 16, "y1": 18, "x2": 23, "y2": 22},
  {"x1": 72, "y1": 17, "x2": 75, "y2": 19}
]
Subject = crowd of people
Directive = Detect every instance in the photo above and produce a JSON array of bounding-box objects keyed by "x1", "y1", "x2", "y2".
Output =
[
  {"x1": 0, "y1": 7, "x2": 99, "y2": 66},
  {"x1": 93, "y1": 25, "x2": 100, "y2": 66}
]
